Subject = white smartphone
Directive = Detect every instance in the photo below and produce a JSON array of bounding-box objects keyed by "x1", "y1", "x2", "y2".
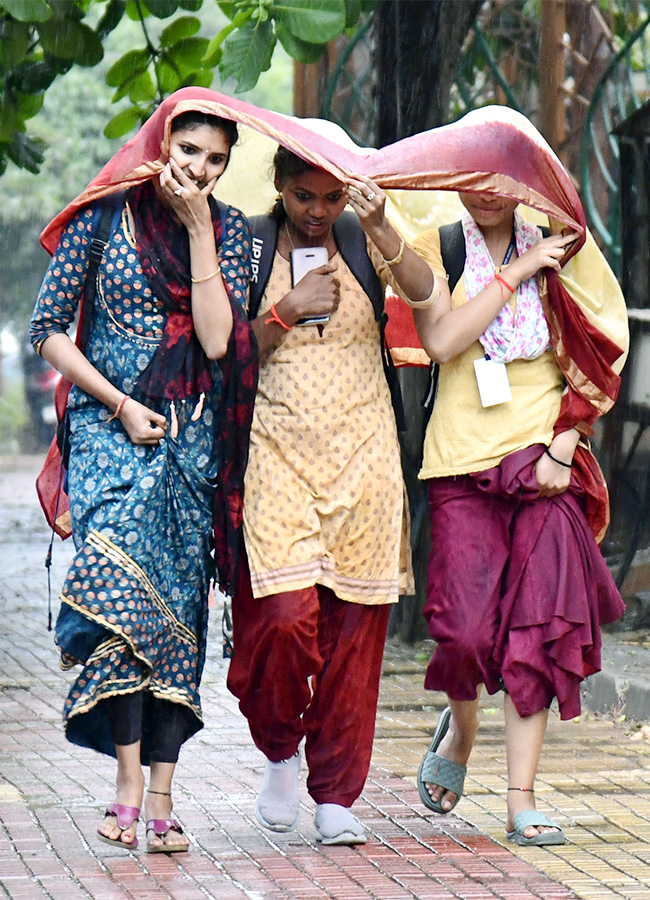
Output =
[{"x1": 290, "y1": 246, "x2": 331, "y2": 327}]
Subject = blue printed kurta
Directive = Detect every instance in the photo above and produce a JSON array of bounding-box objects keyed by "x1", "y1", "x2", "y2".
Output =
[{"x1": 30, "y1": 201, "x2": 250, "y2": 758}]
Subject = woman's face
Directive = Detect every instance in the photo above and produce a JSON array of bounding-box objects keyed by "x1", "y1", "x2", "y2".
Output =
[
  {"x1": 168, "y1": 124, "x2": 231, "y2": 191},
  {"x1": 277, "y1": 169, "x2": 347, "y2": 243},
  {"x1": 458, "y1": 191, "x2": 518, "y2": 229}
]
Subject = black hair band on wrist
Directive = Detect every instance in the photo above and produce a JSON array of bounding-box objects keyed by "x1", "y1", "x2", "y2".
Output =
[{"x1": 545, "y1": 447, "x2": 573, "y2": 468}]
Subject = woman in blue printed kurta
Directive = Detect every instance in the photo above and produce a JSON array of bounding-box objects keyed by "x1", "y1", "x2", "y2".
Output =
[{"x1": 30, "y1": 100, "x2": 255, "y2": 853}]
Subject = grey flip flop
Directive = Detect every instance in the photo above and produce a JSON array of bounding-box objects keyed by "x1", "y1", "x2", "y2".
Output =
[
  {"x1": 417, "y1": 707, "x2": 466, "y2": 814},
  {"x1": 507, "y1": 810, "x2": 566, "y2": 846}
]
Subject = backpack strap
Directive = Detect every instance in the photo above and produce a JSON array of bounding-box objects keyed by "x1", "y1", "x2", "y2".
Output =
[
  {"x1": 438, "y1": 220, "x2": 466, "y2": 295},
  {"x1": 332, "y1": 212, "x2": 385, "y2": 320},
  {"x1": 422, "y1": 221, "x2": 466, "y2": 418},
  {"x1": 248, "y1": 214, "x2": 280, "y2": 320},
  {"x1": 332, "y1": 212, "x2": 405, "y2": 430},
  {"x1": 77, "y1": 193, "x2": 124, "y2": 353}
]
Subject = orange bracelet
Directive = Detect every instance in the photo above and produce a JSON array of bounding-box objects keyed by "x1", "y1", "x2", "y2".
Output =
[
  {"x1": 494, "y1": 272, "x2": 515, "y2": 299},
  {"x1": 265, "y1": 304, "x2": 291, "y2": 331}
]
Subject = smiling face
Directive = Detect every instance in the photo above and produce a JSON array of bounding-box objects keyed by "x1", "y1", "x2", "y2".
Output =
[
  {"x1": 277, "y1": 169, "x2": 347, "y2": 244},
  {"x1": 458, "y1": 191, "x2": 519, "y2": 230},
  {"x1": 168, "y1": 124, "x2": 231, "y2": 190}
]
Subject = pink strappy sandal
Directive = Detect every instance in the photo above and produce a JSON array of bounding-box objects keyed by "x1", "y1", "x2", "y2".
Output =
[{"x1": 97, "y1": 803, "x2": 140, "y2": 849}]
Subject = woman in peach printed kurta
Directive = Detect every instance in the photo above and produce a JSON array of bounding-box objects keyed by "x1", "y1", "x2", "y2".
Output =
[
  {"x1": 244, "y1": 253, "x2": 411, "y2": 604},
  {"x1": 228, "y1": 145, "x2": 440, "y2": 846}
]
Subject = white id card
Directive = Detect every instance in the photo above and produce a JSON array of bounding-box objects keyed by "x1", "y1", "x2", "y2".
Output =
[{"x1": 473, "y1": 355, "x2": 512, "y2": 407}]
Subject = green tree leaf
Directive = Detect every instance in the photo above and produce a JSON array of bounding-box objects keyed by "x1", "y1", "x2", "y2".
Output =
[
  {"x1": 157, "y1": 57, "x2": 182, "y2": 93},
  {"x1": 274, "y1": 0, "x2": 346, "y2": 45},
  {"x1": 203, "y1": 8, "x2": 251, "y2": 67},
  {"x1": 104, "y1": 104, "x2": 141, "y2": 138},
  {"x1": 37, "y1": 19, "x2": 103, "y2": 63},
  {"x1": 166, "y1": 35, "x2": 209, "y2": 73},
  {"x1": 344, "y1": 0, "x2": 361, "y2": 27},
  {"x1": 276, "y1": 21, "x2": 323, "y2": 63},
  {"x1": 0, "y1": 19, "x2": 30, "y2": 67},
  {"x1": 141, "y1": 0, "x2": 181, "y2": 18},
  {"x1": 0, "y1": 101, "x2": 22, "y2": 141},
  {"x1": 127, "y1": 69, "x2": 155, "y2": 102},
  {"x1": 96, "y1": 0, "x2": 127, "y2": 39},
  {"x1": 219, "y1": 16, "x2": 275, "y2": 93},
  {"x1": 181, "y1": 67, "x2": 212, "y2": 88},
  {"x1": 15, "y1": 90, "x2": 44, "y2": 120},
  {"x1": 0, "y1": 0, "x2": 52, "y2": 23},
  {"x1": 180, "y1": 0, "x2": 203, "y2": 10},
  {"x1": 7, "y1": 59, "x2": 59, "y2": 93},
  {"x1": 8, "y1": 131, "x2": 46, "y2": 173},
  {"x1": 160, "y1": 14, "x2": 201, "y2": 46},
  {"x1": 106, "y1": 48, "x2": 150, "y2": 87}
]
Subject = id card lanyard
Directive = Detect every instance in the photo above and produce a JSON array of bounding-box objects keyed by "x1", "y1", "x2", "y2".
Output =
[{"x1": 474, "y1": 232, "x2": 516, "y2": 408}]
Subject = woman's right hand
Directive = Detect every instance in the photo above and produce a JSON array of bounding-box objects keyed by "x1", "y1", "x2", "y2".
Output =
[
  {"x1": 282, "y1": 262, "x2": 341, "y2": 324},
  {"x1": 118, "y1": 398, "x2": 167, "y2": 446},
  {"x1": 507, "y1": 231, "x2": 579, "y2": 284}
]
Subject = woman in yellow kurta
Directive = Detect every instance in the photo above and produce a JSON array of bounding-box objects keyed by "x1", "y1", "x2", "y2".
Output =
[
  {"x1": 411, "y1": 188, "x2": 626, "y2": 847},
  {"x1": 227, "y1": 146, "x2": 441, "y2": 845}
]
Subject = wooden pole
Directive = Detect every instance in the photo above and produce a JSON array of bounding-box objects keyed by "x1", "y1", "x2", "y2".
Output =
[{"x1": 539, "y1": 0, "x2": 567, "y2": 159}]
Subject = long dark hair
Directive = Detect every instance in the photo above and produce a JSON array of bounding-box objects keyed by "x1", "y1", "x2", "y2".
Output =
[
  {"x1": 171, "y1": 111, "x2": 239, "y2": 170},
  {"x1": 270, "y1": 145, "x2": 320, "y2": 221}
]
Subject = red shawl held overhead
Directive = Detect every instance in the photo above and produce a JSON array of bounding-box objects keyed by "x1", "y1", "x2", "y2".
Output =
[{"x1": 41, "y1": 88, "x2": 628, "y2": 542}]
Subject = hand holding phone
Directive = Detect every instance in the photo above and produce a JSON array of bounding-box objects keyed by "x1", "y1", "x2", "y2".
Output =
[{"x1": 291, "y1": 247, "x2": 331, "y2": 327}]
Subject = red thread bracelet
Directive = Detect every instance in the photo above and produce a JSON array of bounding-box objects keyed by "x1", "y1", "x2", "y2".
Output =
[
  {"x1": 265, "y1": 304, "x2": 292, "y2": 331},
  {"x1": 106, "y1": 394, "x2": 130, "y2": 422},
  {"x1": 494, "y1": 273, "x2": 515, "y2": 298},
  {"x1": 114, "y1": 395, "x2": 130, "y2": 418}
]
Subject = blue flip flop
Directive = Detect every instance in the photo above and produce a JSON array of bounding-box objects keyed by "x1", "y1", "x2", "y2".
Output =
[
  {"x1": 417, "y1": 707, "x2": 466, "y2": 814},
  {"x1": 507, "y1": 810, "x2": 566, "y2": 846}
]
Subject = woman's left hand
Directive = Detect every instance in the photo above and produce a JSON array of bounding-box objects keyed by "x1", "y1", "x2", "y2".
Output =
[
  {"x1": 534, "y1": 429, "x2": 580, "y2": 497},
  {"x1": 346, "y1": 175, "x2": 386, "y2": 233}
]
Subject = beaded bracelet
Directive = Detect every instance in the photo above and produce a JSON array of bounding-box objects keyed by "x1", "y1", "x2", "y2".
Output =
[
  {"x1": 382, "y1": 238, "x2": 406, "y2": 267},
  {"x1": 544, "y1": 446, "x2": 572, "y2": 468},
  {"x1": 265, "y1": 304, "x2": 292, "y2": 331}
]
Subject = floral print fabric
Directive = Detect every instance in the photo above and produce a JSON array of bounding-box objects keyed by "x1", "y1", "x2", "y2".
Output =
[{"x1": 462, "y1": 210, "x2": 550, "y2": 363}]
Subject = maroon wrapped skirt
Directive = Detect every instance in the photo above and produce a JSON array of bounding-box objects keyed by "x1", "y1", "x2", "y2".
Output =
[{"x1": 423, "y1": 444, "x2": 624, "y2": 720}]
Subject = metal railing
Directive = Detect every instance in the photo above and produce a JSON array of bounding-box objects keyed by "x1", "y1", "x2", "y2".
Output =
[{"x1": 580, "y1": 15, "x2": 650, "y2": 271}]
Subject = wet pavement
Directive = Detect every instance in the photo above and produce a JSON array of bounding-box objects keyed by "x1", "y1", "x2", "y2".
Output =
[{"x1": 1, "y1": 454, "x2": 650, "y2": 900}]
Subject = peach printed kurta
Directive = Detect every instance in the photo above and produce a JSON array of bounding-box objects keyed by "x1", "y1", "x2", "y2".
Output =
[{"x1": 243, "y1": 251, "x2": 413, "y2": 605}]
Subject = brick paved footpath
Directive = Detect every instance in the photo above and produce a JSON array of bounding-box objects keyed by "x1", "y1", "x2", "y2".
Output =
[{"x1": 1, "y1": 455, "x2": 650, "y2": 900}]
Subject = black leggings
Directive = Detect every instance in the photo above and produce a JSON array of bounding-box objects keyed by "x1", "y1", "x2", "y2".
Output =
[{"x1": 105, "y1": 692, "x2": 187, "y2": 764}]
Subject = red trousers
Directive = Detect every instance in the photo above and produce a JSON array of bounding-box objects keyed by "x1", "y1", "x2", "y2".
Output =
[{"x1": 227, "y1": 556, "x2": 390, "y2": 806}]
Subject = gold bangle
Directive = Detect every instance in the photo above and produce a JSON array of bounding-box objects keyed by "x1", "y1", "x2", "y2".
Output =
[
  {"x1": 191, "y1": 268, "x2": 220, "y2": 284},
  {"x1": 402, "y1": 276, "x2": 440, "y2": 309},
  {"x1": 382, "y1": 238, "x2": 405, "y2": 267}
]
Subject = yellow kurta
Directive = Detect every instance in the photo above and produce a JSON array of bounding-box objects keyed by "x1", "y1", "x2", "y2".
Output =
[
  {"x1": 243, "y1": 250, "x2": 413, "y2": 604},
  {"x1": 413, "y1": 228, "x2": 565, "y2": 480}
]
